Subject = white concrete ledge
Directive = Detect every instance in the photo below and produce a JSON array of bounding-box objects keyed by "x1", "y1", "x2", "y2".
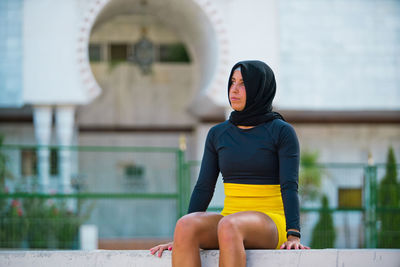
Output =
[{"x1": 1, "y1": 249, "x2": 400, "y2": 267}]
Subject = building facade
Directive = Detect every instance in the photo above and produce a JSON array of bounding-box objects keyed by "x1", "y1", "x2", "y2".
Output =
[{"x1": 1, "y1": 0, "x2": 400, "y2": 248}]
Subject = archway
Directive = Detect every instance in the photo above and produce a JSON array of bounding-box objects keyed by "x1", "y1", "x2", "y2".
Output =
[{"x1": 77, "y1": 0, "x2": 230, "y2": 119}]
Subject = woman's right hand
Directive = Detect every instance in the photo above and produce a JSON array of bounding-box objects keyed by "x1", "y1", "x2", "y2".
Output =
[{"x1": 149, "y1": 241, "x2": 173, "y2": 257}]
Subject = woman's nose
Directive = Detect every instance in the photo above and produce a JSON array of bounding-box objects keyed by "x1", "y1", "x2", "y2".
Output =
[{"x1": 231, "y1": 84, "x2": 239, "y2": 93}]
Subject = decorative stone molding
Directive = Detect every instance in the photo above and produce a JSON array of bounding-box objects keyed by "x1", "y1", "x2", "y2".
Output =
[
  {"x1": 192, "y1": 0, "x2": 231, "y2": 102},
  {"x1": 77, "y1": 0, "x2": 110, "y2": 103}
]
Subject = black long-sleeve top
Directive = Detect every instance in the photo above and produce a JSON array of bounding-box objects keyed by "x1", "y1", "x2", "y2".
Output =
[{"x1": 188, "y1": 119, "x2": 300, "y2": 231}]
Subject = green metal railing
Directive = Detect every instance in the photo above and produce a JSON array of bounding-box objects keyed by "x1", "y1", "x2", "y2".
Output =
[
  {"x1": 0, "y1": 144, "x2": 192, "y2": 249},
  {"x1": 0, "y1": 144, "x2": 192, "y2": 218}
]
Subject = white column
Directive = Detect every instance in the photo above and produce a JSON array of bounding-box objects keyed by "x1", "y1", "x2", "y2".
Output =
[
  {"x1": 33, "y1": 105, "x2": 52, "y2": 193},
  {"x1": 55, "y1": 105, "x2": 75, "y2": 194}
]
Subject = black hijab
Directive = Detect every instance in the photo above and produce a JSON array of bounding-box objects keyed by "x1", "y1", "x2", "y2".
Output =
[{"x1": 228, "y1": 60, "x2": 285, "y2": 126}]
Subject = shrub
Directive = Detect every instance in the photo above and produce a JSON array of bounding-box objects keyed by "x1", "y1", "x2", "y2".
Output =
[
  {"x1": 310, "y1": 195, "x2": 336, "y2": 248},
  {"x1": 377, "y1": 147, "x2": 400, "y2": 248},
  {"x1": 299, "y1": 150, "x2": 322, "y2": 202}
]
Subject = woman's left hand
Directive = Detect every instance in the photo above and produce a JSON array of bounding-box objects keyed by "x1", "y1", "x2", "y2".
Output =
[{"x1": 280, "y1": 236, "x2": 310, "y2": 250}]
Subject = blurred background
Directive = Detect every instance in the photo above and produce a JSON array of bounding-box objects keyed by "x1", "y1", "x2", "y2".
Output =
[{"x1": 0, "y1": 0, "x2": 399, "y2": 250}]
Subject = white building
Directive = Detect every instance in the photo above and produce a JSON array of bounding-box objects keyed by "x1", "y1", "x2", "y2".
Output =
[{"x1": 0, "y1": 0, "x2": 399, "y2": 248}]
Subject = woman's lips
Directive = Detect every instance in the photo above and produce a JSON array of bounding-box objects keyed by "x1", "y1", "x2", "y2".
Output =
[{"x1": 231, "y1": 98, "x2": 240, "y2": 101}]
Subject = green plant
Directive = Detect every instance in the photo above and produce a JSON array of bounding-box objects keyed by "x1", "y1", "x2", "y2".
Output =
[
  {"x1": 299, "y1": 150, "x2": 322, "y2": 202},
  {"x1": 0, "y1": 199, "x2": 28, "y2": 248},
  {"x1": 0, "y1": 135, "x2": 14, "y2": 214},
  {"x1": 23, "y1": 198, "x2": 56, "y2": 248},
  {"x1": 23, "y1": 198, "x2": 94, "y2": 249},
  {"x1": 377, "y1": 146, "x2": 400, "y2": 248},
  {"x1": 0, "y1": 135, "x2": 24, "y2": 248},
  {"x1": 310, "y1": 195, "x2": 336, "y2": 248},
  {"x1": 0, "y1": 138, "x2": 95, "y2": 249},
  {"x1": 53, "y1": 200, "x2": 93, "y2": 249}
]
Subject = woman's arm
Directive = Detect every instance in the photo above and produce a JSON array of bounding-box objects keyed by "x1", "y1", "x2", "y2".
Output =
[
  {"x1": 277, "y1": 123, "x2": 310, "y2": 249},
  {"x1": 278, "y1": 123, "x2": 300, "y2": 232},
  {"x1": 188, "y1": 127, "x2": 220, "y2": 213}
]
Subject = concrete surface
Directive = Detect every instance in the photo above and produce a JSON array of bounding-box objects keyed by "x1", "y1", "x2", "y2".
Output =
[{"x1": 1, "y1": 249, "x2": 400, "y2": 267}]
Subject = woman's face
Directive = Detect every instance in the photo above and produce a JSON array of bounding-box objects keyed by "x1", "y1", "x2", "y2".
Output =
[{"x1": 229, "y1": 70, "x2": 246, "y2": 111}]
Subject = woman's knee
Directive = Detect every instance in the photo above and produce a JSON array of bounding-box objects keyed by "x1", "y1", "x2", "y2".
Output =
[
  {"x1": 217, "y1": 216, "x2": 243, "y2": 244},
  {"x1": 174, "y1": 212, "x2": 205, "y2": 243}
]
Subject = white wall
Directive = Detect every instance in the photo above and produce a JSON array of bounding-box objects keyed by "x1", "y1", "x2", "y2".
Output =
[
  {"x1": 294, "y1": 123, "x2": 400, "y2": 164},
  {"x1": 23, "y1": 0, "x2": 88, "y2": 104},
  {"x1": 277, "y1": 0, "x2": 400, "y2": 110},
  {"x1": 223, "y1": 0, "x2": 280, "y2": 89}
]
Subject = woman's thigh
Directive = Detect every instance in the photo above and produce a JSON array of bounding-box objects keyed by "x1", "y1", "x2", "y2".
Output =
[
  {"x1": 218, "y1": 211, "x2": 278, "y2": 249},
  {"x1": 174, "y1": 212, "x2": 223, "y2": 249}
]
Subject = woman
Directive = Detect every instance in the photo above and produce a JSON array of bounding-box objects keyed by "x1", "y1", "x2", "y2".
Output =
[{"x1": 150, "y1": 60, "x2": 310, "y2": 266}]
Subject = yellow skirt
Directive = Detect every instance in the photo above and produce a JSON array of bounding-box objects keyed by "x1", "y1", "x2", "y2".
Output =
[{"x1": 221, "y1": 183, "x2": 287, "y2": 249}]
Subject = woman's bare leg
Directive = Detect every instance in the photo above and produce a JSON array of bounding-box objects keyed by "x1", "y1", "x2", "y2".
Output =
[
  {"x1": 172, "y1": 212, "x2": 223, "y2": 267},
  {"x1": 217, "y1": 211, "x2": 279, "y2": 267}
]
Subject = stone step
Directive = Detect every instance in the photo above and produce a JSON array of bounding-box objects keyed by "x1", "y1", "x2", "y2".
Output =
[{"x1": 1, "y1": 249, "x2": 399, "y2": 267}]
